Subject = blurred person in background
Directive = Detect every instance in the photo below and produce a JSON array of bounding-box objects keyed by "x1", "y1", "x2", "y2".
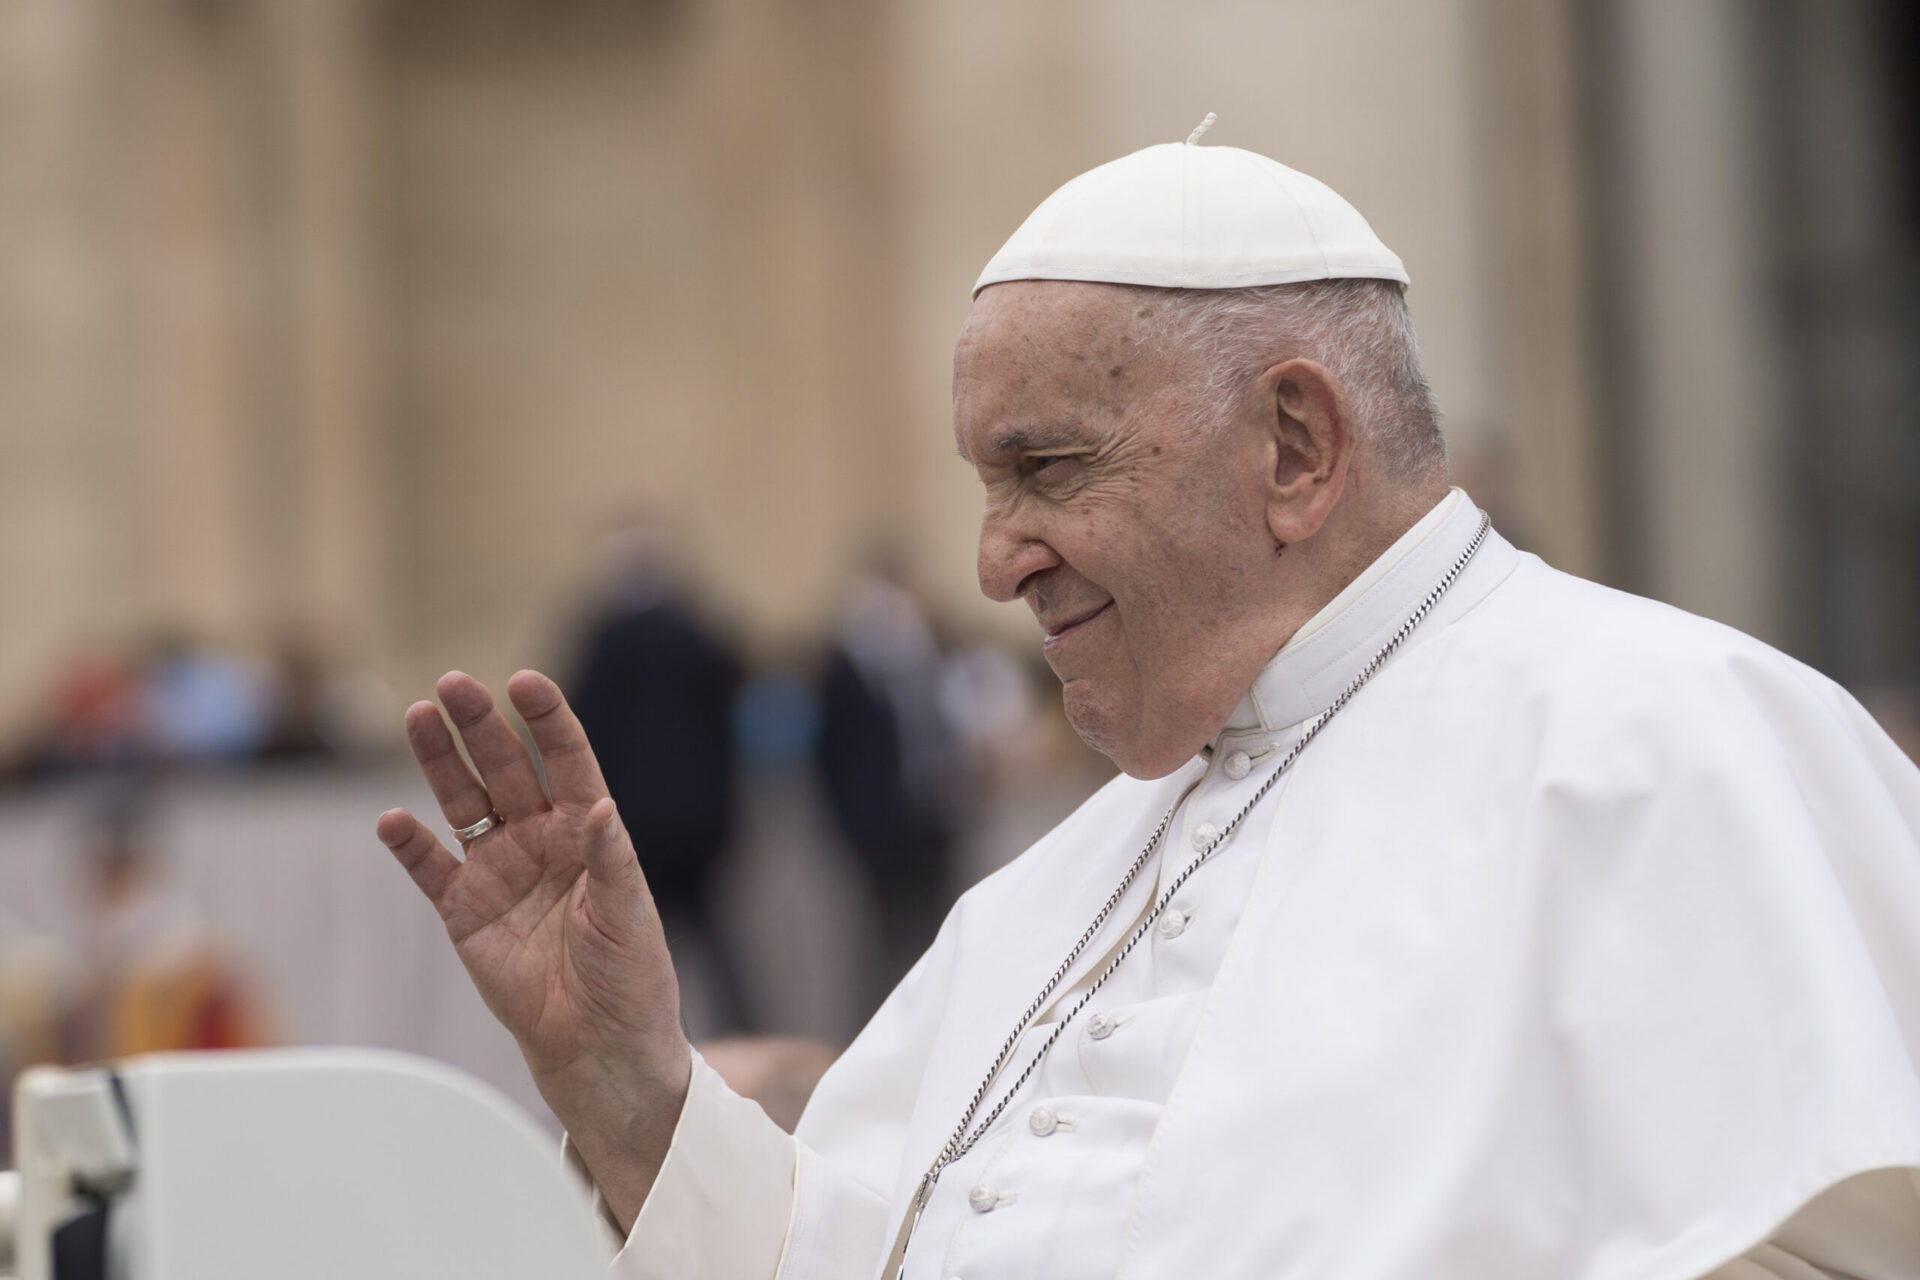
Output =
[
  {"x1": 8, "y1": 648, "x2": 146, "y2": 782},
  {"x1": 940, "y1": 644, "x2": 1117, "y2": 885},
  {"x1": 815, "y1": 550, "x2": 960, "y2": 1007},
  {"x1": 728, "y1": 655, "x2": 883, "y2": 1044},
  {"x1": 257, "y1": 634, "x2": 405, "y2": 765},
  {"x1": 259, "y1": 637, "x2": 341, "y2": 761},
  {"x1": 137, "y1": 632, "x2": 277, "y2": 763},
  {"x1": 377, "y1": 133, "x2": 1920, "y2": 1279},
  {"x1": 568, "y1": 510, "x2": 748, "y2": 1035},
  {"x1": 70, "y1": 789, "x2": 273, "y2": 1060}
]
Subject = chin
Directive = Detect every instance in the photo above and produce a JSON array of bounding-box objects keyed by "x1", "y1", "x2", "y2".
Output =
[
  {"x1": 1063, "y1": 687, "x2": 1188, "y2": 781},
  {"x1": 1061, "y1": 684, "x2": 1120, "y2": 757},
  {"x1": 1107, "y1": 744, "x2": 1195, "y2": 782}
]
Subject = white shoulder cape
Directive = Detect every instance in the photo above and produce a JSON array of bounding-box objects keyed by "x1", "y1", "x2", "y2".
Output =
[{"x1": 788, "y1": 538, "x2": 1920, "y2": 1279}]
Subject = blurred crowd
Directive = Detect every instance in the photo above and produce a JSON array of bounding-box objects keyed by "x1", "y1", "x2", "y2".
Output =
[
  {"x1": 2, "y1": 635, "x2": 401, "y2": 782},
  {"x1": 563, "y1": 516, "x2": 1109, "y2": 1027},
  {"x1": 8, "y1": 500, "x2": 1920, "y2": 1146},
  {"x1": 0, "y1": 516, "x2": 1114, "y2": 1144}
]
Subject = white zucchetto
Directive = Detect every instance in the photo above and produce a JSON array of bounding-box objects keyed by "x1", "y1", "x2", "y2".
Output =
[{"x1": 974, "y1": 118, "x2": 1408, "y2": 296}]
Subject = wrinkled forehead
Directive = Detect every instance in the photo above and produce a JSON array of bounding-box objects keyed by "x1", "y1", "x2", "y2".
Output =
[
  {"x1": 959, "y1": 279, "x2": 1166, "y2": 359},
  {"x1": 954, "y1": 282, "x2": 1181, "y2": 435}
]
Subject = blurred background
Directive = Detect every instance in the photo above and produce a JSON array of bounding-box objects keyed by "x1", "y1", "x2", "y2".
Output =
[{"x1": 0, "y1": 0, "x2": 1915, "y2": 1136}]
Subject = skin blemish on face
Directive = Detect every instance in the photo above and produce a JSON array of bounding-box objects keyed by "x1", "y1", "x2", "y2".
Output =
[{"x1": 955, "y1": 280, "x2": 1303, "y2": 779}]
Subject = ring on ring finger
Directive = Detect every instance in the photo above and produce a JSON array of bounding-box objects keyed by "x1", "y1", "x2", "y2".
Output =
[{"x1": 453, "y1": 810, "x2": 505, "y2": 844}]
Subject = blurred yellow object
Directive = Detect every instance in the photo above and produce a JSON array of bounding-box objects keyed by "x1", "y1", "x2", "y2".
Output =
[{"x1": 105, "y1": 942, "x2": 272, "y2": 1057}]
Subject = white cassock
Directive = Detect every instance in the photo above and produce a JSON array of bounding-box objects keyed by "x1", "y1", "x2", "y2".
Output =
[{"x1": 576, "y1": 490, "x2": 1920, "y2": 1279}]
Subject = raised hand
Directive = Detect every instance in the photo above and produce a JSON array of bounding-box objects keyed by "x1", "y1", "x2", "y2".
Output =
[{"x1": 375, "y1": 669, "x2": 688, "y2": 1230}]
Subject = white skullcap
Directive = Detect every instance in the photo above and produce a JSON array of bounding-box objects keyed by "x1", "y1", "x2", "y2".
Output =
[{"x1": 974, "y1": 116, "x2": 1408, "y2": 296}]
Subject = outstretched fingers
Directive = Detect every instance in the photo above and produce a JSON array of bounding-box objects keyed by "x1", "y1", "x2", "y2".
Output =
[
  {"x1": 435, "y1": 672, "x2": 551, "y2": 821},
  {"x1": 405, "y1": 698, "x2": 497, "y2": 830},
  {"x1": 376, "y1": 808, "x2": 463, "y2": 914},
  {"x1": 508, "y1": 670, "x2": 610, "y2": 806}
]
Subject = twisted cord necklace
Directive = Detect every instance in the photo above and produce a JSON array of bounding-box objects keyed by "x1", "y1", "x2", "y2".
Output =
[{"x1": 891, "y1": 511, "x2": 1492, "y2": 1279}]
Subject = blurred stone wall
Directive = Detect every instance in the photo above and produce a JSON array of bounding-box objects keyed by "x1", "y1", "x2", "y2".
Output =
[{"x1": 2, "y1": 0, "x2": 1911, "y2": 745}]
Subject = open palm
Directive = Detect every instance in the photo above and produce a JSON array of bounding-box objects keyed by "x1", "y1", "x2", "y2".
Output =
[{"x1": 375, "y1": 670, "x2": 689, "y2": 1179}]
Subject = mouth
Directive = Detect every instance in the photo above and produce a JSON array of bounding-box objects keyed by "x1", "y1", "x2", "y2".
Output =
[{"x1": 1040, "y1": 600, "x2": 1113, "y2": 650}]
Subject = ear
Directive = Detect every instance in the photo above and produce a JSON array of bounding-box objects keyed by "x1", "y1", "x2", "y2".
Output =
[{"x1": 1256, "y1": 358, "x2": 1353, "y2": 546}]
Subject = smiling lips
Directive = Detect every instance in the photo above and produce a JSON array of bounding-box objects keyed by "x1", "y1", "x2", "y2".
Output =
[{"x1": 1040, "y1": 600, "x2": 1113, "y2": 651}]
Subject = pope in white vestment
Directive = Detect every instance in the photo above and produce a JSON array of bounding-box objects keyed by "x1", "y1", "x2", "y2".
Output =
[
  {"x1": 382, "y1": 129, "x2": 1920, "y2": 1280},
  {"x1": 597, "y1": 493, "x2": 1920, "y2": 1280}
]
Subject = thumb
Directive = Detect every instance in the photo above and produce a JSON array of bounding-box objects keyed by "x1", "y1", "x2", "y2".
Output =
[{"x1": 581, "y1": 797, "x2": 648, "y2": 895}]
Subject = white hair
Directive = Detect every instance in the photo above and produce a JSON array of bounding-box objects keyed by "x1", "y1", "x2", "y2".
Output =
[{"x1": 1136, "y1": 279, "x2": 1446, "y2": 479}]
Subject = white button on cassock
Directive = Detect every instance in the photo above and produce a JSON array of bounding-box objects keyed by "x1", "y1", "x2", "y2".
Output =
[
  {"x1": 1157, "y1": 909, "x2": 1189, "y2": 940},
  {"x1": 1028, "y1": 1106, "x2": 1059, "y2": 1136},
  {"x1": 1191, "y1": 822, "x2": 1221, "y2": 852},
  {"x1": 968, "y1": 1185, "x2": 999, "y2": 1213},
  {"x1": 1087, "y1": 1013, "x2": 1117, "y2": 1040},
  {"x1": 1223, "y1": 751, "x2": 1252, "y2": 780}
]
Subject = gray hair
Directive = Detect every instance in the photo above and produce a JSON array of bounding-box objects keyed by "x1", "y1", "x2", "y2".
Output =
[{"x1": 1136, "y1": 278, "x2": 1446, "y2": 479}]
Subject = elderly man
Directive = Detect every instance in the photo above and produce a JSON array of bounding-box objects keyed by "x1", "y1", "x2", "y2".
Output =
[{"x1": 376, "y1": 131, "x2": 1920, "y2": 1279}]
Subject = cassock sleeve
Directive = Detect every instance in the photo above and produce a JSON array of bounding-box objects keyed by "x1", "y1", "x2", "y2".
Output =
[
  {"x1": 563, "y1": 1050, "x2": 797, "y2": 1278},
  {"x1": 562, "y1": 1052, "x2": 897, "y2": 1279},
  {"x1": 564, "y1": 908, "x2": 966, "y2": 1279}
]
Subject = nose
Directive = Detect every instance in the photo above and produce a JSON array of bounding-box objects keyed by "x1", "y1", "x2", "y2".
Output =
[{"x1": 977, "y1": 506, "x2": 1061, "y2": 603}]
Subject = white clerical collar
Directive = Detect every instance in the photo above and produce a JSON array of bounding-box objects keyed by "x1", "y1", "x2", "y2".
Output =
[{"x1": 1219, "y1": 488, "x2": 1473, "y2": 735}]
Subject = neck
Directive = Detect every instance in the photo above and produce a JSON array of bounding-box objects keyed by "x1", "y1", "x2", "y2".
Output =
[
  {"x1": 1266, "y1": 470, "x2": 1450, "y2": 652},
  {"x1": 1108, "y1": 474, "x2": 1452, "y2": 780}
]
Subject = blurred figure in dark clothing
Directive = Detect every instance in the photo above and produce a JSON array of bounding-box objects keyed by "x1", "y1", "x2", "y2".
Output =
[
  {"x1": 816, "y1": 556, "x2": 959, "y2": 1011},
  {"x1": 568, "y1": 513, "x2": 748, "y2": 1035},
  {"x1": 261, "y1": 638, "x2": 335, "y2": 761}
]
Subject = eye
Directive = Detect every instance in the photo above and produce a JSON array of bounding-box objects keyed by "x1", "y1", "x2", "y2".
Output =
[{"x1": 1022, "y1": 453, "x2": 1080, "y2": 481}]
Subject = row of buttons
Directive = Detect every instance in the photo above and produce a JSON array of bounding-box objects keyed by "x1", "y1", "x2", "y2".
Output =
[
  {"x1": 1191, "y1": 743, "x2": 1262, "y2": 854},
  {"x1": 967, "y1": 1107, "x2": 1079, "y2": 1215},
  {"x1": 952, "y1": 749, "x2": 1265, "y2": 1268},
  {"x1": 948, "y1": 747, "x2": 1267, "y2": 1274}
]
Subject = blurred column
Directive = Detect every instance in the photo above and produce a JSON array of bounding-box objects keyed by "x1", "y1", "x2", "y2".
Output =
[
  {"x1": 1758, "y1": 0, "x2": 1920, "y2": 687},
  {"x1": 0, "y1": 0, "x2": 127, "y2": 729},
  {"x1": 889, "y1": 0, "x2": 1096, "y2": 625},
  {"x1": 115, "y1": 0, "x2": 264, "y2": 641},
  {"x1": 254, "y1": 0, "x2": 392, "y2": 663},
  {"x1": 379, "y1": 0, "x2": 911, "y2": 685},
  {"x1": 695, "y1": 0, "x2": 910, "y2": 627},
  {"x1": 1467, "y1": 0, "x2": 1603, "y2": 578},
  {"x1": 1587, "y1": 0, "x2": 1789, "y2": 644}
]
